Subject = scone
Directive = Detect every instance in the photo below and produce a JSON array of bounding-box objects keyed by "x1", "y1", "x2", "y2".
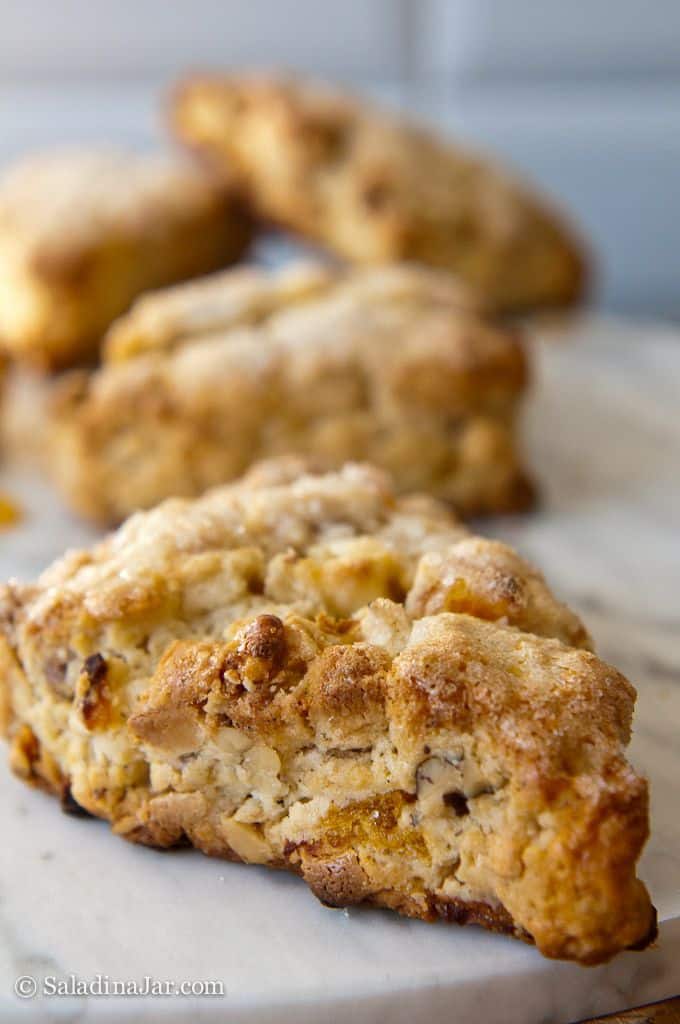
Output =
[
  {"x1": 0, "y1": 148, "x2": 251, "y2": 369},
  {"x1": 50, "y1": 261, "x2": 532, "y2": 525},
  {"x1": 172, "y1": 73, "x2": 585, "y2": 313},
  {"x1": 0, "y1": 364, "x2": 57, "y2": 467},
  {"x1": 0, "y1": 461, "x2": 655, "y2": 964}
]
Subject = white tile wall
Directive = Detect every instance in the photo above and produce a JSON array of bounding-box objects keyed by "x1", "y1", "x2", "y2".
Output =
[
  {"x1": 3, "y1": 1, "x2": 680, "y2": 84},
  {"x1": 0, "y1": 0, "x2": 406, "y2": 81},
  {"x1": 417, "y1": 0, "x2": 680, "y2": 81},
  {"x1": 1, "y1": 0, "x2": 680, "y2": 315}
]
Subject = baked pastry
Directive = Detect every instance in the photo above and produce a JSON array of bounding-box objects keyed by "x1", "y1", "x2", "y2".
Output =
[
  {"x1": 0, "y1": 148, "x2": 251, "y2": 369},
  {"x1": 0, "y1": 461, "x2": 654, "y2": 964},
  {"x1": 171, "y1": 73, "x2": 585, "y2": 313},
  {"x1": 50, "y1": 261, "x2": 532, "y2": 525},
  {"x1": 0, "y1": 364, "x2": 57, "y2": 467}
]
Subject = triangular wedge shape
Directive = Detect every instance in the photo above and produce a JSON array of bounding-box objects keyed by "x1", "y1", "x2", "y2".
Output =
[{"x1": 0, "y1": 462, "x2": 654, "y2": 964}]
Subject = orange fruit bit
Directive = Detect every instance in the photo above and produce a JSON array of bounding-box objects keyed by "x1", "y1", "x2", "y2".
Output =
[{"x1": 0, "y1": 493, "x2": 23, "y2": 530}]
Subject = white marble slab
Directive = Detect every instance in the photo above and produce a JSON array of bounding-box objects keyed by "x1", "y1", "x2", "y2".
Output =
[{"x1": 0, "y1": 315, "x2": 679, "y2": 1022}]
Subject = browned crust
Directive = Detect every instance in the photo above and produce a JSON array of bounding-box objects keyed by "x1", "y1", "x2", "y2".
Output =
[
  {"x1": 0, "y1": 149, "x2": 253, "y2": 370},
  {"x1": 48, "y1": 261, "x2": 533, "y2": 525},
  {"x1": 7, "y1": 710, "x2": 656, "y2": 961},
  {"x1": 171, "y1": 73, "x2": 587, "y2": 313},
  {"x1": 300, "y1": 850, "x2": 374, "y2": 907},
  {"x1": 0, "y1": 463, "x2": 654, "y2": 965}
]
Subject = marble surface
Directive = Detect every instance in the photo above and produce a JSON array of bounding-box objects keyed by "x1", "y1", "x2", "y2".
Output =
[{"x1": 0, "y1": 316, "x2": 679, "y2": 1022}]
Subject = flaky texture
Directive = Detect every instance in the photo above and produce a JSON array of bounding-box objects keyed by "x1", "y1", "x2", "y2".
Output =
[
  {"x1": 50, "y1": 261, "x2": 532, "y2": 525},
  {"x1": 0, "y1": 461, "x2": 654, "y2": 964},
  {"x1": 0, "y1": 148, "x2": 251, "y2": 369},
  {"x1": 171, "y1": 73, "x2": 586, "y2": 313}
]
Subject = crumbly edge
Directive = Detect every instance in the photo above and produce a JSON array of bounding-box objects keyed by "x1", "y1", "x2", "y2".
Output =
[
  {"x1": 0, "y1": 465, "x2": 654, "y2": 963},
  {"x1": 50, "y1": 389, "x2": 533, "y2": 526}
]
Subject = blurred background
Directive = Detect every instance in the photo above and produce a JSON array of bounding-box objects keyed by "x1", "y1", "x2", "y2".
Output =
[{"x1": 1, "y1": 0, "x2": 680, "y2": 317}]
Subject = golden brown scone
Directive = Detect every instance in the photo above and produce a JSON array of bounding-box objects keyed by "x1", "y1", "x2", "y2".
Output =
[
  {"x1": 171, "y1": 73, "x2": 586, "y2": 313},
  {"x1": 0, "y1": 461, "x2": 654, "y2": 964},
  {"x1": 50, "y1": 261, "x2": 532, "y2": 525},
  {"x1": 0, "y1": 148, "x2": 251, "y2": 369}
]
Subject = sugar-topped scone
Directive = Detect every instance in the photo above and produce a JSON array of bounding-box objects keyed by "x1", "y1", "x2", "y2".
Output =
[
  {"x1": 0, "y1": 461, "x2": 654, "y2": 964},
  {"x1": 0, "y1": 148, "x2": 251, "y2": 369},
  {"x1": 172, "y1": 73, "x2": 586, "y2": 313},
  {"x1": 50, "y1": 261, "x2": 532, "y2": 525}
]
